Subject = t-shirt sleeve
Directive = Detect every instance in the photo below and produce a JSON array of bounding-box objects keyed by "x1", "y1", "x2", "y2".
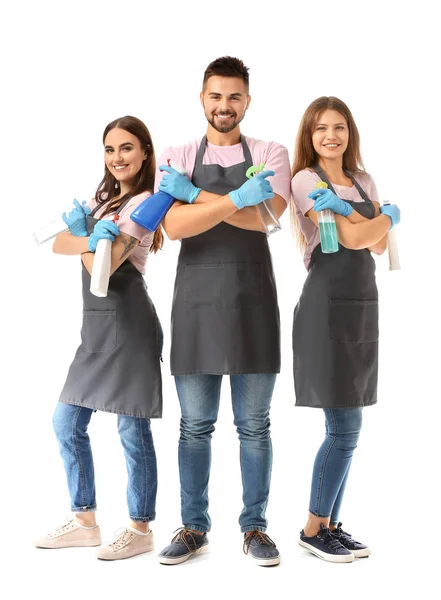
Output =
[
  {"x1": 117, "y1": 192, "x2": 154, "y2": 243},
  {"x1": 368, "y1": 174, "x2": 379, "y2": 204},
  {"x1": 291, "y1": 169, "x2": 321, "y2": 216},
  {"x1": 355, "y1": 172, "x2": 380, "y2": 204},
  {"x1": 261, "y1": 143, "x2": 291, "y2": 203},
  {"x1": 154, "y1": 147, "x2": 172, "y2": 193}
]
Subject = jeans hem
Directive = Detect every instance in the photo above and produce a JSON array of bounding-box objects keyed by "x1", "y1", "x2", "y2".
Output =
[
  {"x1": 72, "y1": 506, "x2": 97, "y2": 512},
  {"x1": 308, "y1": 509, "x2": 331, "y2": 519},
  {"x1": 130, "y1": 515, "x2": 155, "y2": 523},
  {"x1": 184, "y1": 524, "x2": 208, "y2": 533},
  {"x1": 241, "y1": 525, "x2": 267, "y2": 533}
]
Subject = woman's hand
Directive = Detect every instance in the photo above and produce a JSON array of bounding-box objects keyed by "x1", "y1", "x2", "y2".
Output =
[
  {"x1": 380, "y1": 203, "x2": 401, "y2": 228},
  {"x1": 62, "y1": 200, "x2": 91, "y2": 237},
  {"x1": 88, "y1": 220, "x2": 120, "y2": 252},
  {"x1": 308, "y1": 188, "x2": 353, "y2": 217}
]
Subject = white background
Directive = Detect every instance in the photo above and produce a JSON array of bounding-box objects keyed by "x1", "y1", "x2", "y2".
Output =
[{"x1": 1, "y1": 0, "x2": 439, "y2": 598}]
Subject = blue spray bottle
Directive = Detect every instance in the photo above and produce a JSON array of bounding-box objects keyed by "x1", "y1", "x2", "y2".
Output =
[{"x1": 130, "y1": 161, "x2": 186, "y2": 232}]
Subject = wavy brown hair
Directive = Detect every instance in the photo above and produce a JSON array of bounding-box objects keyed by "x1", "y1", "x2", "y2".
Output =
[
  {"x1": 290, "y1": 97, "x2": 365, "y2": 252},
  {"x1": 96, "y1": 116, "x2": 163, "y2": 253}
]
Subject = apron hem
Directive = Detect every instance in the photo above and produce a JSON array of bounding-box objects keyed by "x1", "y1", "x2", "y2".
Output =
[
  {"x1": 59, "y1": 398, "x2": 162, "y2": 419},
  {"x1": 295, "y1": 400, "x2": 377, "y2": 409},
  {"x1": 171, "y1": 369, "x2": 281, "y2": 376}
]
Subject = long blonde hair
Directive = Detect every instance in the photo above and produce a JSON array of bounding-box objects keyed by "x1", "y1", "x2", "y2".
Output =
[{"x1": 290, "y1": 97, "x2": 365, "y2": 252}]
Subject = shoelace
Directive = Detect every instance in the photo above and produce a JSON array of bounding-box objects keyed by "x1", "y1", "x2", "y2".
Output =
[
  {"x1": 318, "y1": 527, "x2": 347, "y2": 552},
  {"x1": 243, "y1": 531, "x2": 276, "y2": 555},
  {"x1": 109, "y1": 528, "x2": 136, "y2": 551},
  {"x1": 333, "y1": 525, "x2": 360, "y2": 545},
  {"x1": 170, "y1": 527, "x2": 201, "y2": 552},
  {"x1": 48, "y1": 518, "x2": 76, "y2": 538}
]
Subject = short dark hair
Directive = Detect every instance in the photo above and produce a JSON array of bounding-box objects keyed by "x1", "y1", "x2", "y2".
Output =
[{"x1": 202, "y1": 56, "x2": 249, "y2": 90}]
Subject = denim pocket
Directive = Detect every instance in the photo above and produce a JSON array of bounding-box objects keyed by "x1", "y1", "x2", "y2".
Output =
[
  {"x1": 81, "y1": 310, "x2": 117, "y2": 353},
  {"x1": 329, "y1": 299, "x2": 378, "y2": 343},
  {"x1": 184, "y1": 263, "x2": 262, "y2": 308}
]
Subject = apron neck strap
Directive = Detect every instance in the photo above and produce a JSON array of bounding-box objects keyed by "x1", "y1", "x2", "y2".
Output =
[{"x1": 313, "y1": 164, "x2": 372, "y2": 203}]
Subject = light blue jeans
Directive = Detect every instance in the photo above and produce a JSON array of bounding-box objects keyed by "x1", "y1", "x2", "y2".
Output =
[
  {"x1": 309, "y1": 408, "x2": 363, "y2": 525},
  {"x1": 53, "y1": 403, "x2": 157, "y2": 522},
  {"x1": 175, "y1": 373, "x2": 276, "y2": 534}
]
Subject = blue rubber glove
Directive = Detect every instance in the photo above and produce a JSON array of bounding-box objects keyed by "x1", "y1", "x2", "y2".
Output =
[
  {"x1": 158, "y1": 165, "x2": 201, "y2": 203},
  {"x1": 308, "y1": 188, "x2": 353, "y2": 217},
  {"x1": 380, "y1": 203, "x2": 401, "y2": 228},
  {"x1": 229, "y1": 171, "x2": 275, "y2": 210},
  {"x1": 62, "y1": 199, "x2": 92, "y2": 236},
  {"x1": 88, "y1": 220, "x2": 120, "y2": 252}
]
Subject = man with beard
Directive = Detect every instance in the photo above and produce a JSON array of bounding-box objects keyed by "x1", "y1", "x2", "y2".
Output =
[{"x1": 155, "y1": 56, "x2": 291, "y2": 566}]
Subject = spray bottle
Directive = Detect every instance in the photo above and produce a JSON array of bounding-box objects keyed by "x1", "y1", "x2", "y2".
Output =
[
  {"x1": 316, "y1": 182, "x2": 339, "y2": 253},
  {"x1": 130, "y1": 160, "x2": 186, "y2": 232},
  {"x1": 245, "y1": 164, "x2": 281, "y2": 235}
]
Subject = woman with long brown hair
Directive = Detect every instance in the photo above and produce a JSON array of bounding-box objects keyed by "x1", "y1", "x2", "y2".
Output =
[
  {"x1": 291, "y1": 97, "x2": 400, "y2": 563},
  {"x1": 35, "y1": 116, "x2": 164, "y2": 561}
]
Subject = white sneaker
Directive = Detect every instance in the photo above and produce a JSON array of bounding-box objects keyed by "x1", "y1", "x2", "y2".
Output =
[
  {"x1": 97, "y1": 528, "x2": 154, "y2": 560},
  {"x1": 35, "y1": 518, "x2": 101, "y2": 549}
]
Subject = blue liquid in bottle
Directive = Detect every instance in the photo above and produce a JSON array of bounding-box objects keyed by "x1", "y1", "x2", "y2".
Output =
[
  {"x1": 318, "y1": 209, "x2": 339, "y2": 253},
  {"x1": 315, "y1": 181, "x2": 338, "y2": 253}
]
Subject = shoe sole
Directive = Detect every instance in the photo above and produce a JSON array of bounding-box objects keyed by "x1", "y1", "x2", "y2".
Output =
[
  {"x1": 97, "y1": 548, "x2": 154, "y2": 561},
  {"x1": 159, "y1": 544, "x2": 209, "y2": 565},
  {"x1": 253, "y1": 555, "x2": 280, "y2": 567},
  {"x1": 35, "y1": 539, "x2": 102, "y2": 549},
  {"x1": 298, "y1": 540, "x2": 354, "y2": 563},
  {"x1": 352, "y1": 547, "x2": 372, "y2": 558}
]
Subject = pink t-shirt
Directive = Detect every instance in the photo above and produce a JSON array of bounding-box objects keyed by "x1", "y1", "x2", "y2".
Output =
[
  {"x1": 88, "y1": 191, "x2": 154, "y2": 274},
  {"x1": 154, "y1": 136, "x2": 291, "y2": 202},
  {"x1": 291, "y1": 169, "x2": 379, "y2": 270}
]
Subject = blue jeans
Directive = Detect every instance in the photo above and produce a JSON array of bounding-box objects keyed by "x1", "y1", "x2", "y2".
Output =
[
  {"x1": 309, "y1": 408, "x2": 363, "y2": 524},
  {"x1": 53, "y1": 403, "x2": 157, "y2": 522},
  {"x1": 175, "y1": 373, "x2": 276, "y2": 534}
]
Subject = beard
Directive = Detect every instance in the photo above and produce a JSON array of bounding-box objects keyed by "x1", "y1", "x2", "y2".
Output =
[{"x1": 205, "y1": 108, "x2": 246, "y2": 134}]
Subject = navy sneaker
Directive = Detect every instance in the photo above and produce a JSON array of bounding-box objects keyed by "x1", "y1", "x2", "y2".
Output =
[
  {"x1": 243, "y1": 531, "x2": 280, "y2": 566},
  {"x1": 299, "y1": 524, "x2": 354, "y2": 563},
  {"x1": 332, "y1": 523, "x2": 371, "y2": 558},
  {"x1": 158, "y1": 528, "x2": 209, "y2": 565}
]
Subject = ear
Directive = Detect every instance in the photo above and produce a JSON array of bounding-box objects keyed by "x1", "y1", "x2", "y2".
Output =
[
  {"x1": 200, "y1": 91, "x2": 204, "y2": 107},
  {"x1": 246, "y1": 95, "x2": 251, "y2": 111}
]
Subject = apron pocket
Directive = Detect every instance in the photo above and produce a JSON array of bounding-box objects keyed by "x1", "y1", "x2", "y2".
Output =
[
  {"x1": 81, "y1": 310, "x2": 117, "y2": 353},
  {"x1": 184, "y1": 264, "x2": 223, "y2": 307},
  {"x1": 329, "y1": 299, "x2": 378, "y2": 343},
  {"x1": 184, "y1": 263, "x2": 263, "y2": 308}
]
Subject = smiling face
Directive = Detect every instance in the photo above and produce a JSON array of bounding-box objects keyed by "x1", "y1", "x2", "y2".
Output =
[
  {"x1": 312, "y1": 109, "x2": 349, "y2": 161},
  {"x1": 104, "y1": 128, "x2": 147, "y2": 192},
  {"x1": 200, "y1": 76, "x2": 250, "y2": 135}
]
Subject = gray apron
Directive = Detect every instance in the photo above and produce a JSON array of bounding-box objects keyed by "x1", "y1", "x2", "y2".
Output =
[
  {"x1": 171, "y1": 135, "x2": 280, "y2": 375},
  {"x1": 59, "y1": 199, "x2": 163, "y2": 418},
  {"x1": 293, "y1": 165, "x2": 378, "y2": 408}
]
